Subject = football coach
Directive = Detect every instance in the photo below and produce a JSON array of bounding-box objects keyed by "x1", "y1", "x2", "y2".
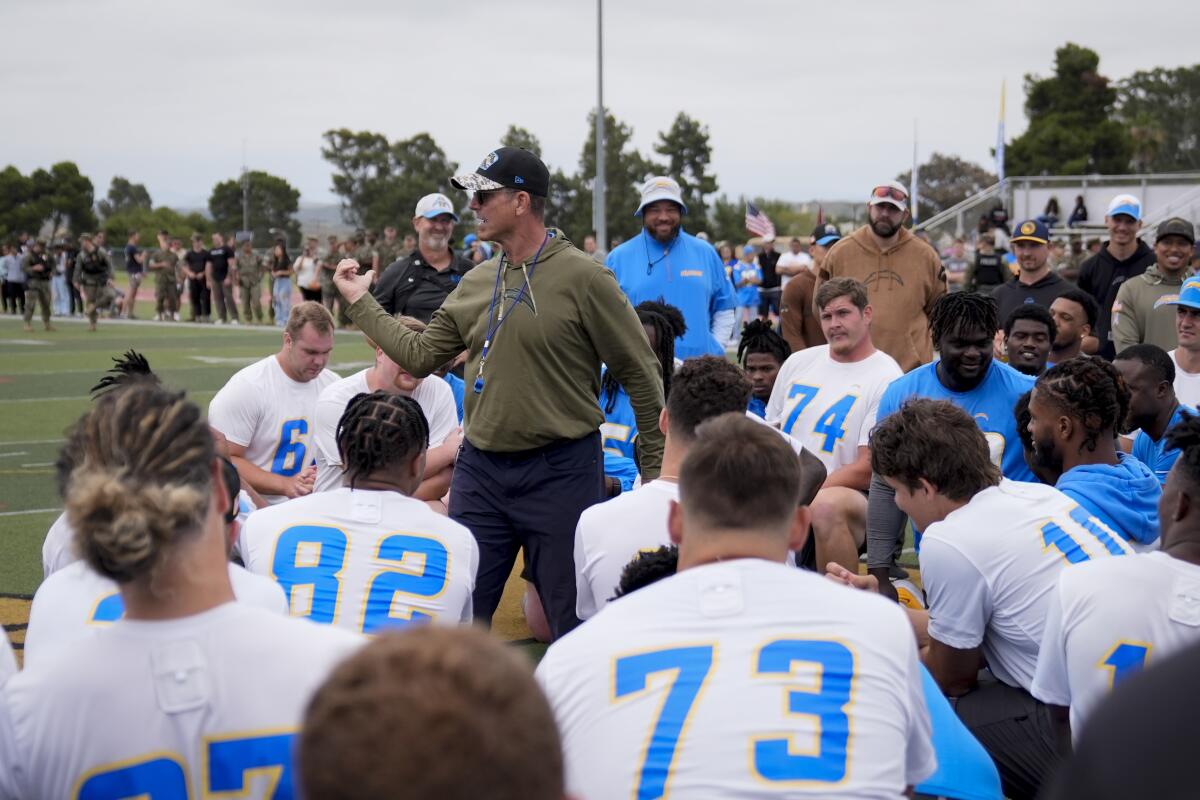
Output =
[{"x1": 334, "y1": 146, "x2": 664, "y2": 640}]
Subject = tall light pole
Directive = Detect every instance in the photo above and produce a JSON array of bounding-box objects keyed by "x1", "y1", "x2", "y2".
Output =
[
  {"x1": 592, "y1": 0, "x2": 606, "y2": 252},
  {"x1": 240, "y1": 139, "x2": 250, "y2": 238}
]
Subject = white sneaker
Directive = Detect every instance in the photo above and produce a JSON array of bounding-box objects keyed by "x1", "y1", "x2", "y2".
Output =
[
  {"x1": 214, "y1": 318, "x2": 224, "y2": 325},
  {"x1": 231, "y1": 319, "x2": 240, "y2": 326},
  {"x1": 173, "y1": 312, "x2": 180, "y2": 321}
]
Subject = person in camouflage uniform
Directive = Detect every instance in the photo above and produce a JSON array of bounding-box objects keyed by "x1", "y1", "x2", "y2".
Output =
[
  {"x1": 74, "y1": 233, "x2": 114, "y2": 332},
  {"x1": 148, "y1": 229, "x2": 180, "y2": 320},
  {"x1": 21, "y1": 239, "x2": 55, "y2": 332},
  {"x1": 375, "y1": 225, "x2": 402, "y2": 270},
  {"x1": 354, "y1": 229, "x2": 378, "y2": 275},
  {"x1": 320, "y1": 235, "x2": 340, "y2": 314},
  {"x1": 236, "y1": 239, "x2": 265, "y2": 324}
]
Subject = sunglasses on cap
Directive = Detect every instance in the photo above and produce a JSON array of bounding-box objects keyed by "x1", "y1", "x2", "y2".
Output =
[{"x1": 871, "y1": 186, "x2": 908, "y2": 203}]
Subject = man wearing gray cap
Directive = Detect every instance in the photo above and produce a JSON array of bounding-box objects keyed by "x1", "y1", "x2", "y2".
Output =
[
  {"x1": 1113, "y1": 217, "x2": 1196, "y2": 354},
  {"x1": 372, "y1": 193, "x2": 477, "y2": 324},
  {"x1": 334, "y1": 146, "x2": 665, "y2": 640}
]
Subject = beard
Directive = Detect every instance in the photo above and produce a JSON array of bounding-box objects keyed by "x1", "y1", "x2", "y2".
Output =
[
  {"x1": 421, "y1": 232, "x2": 450, "y2": 253},
  {"x1": 1031, "y1": 435, "x2": 1063, "y2": 474},
  {"x1": 869, "y1": 216, "x2": 900, "y2": 238},
  {"x1": 647, "y1": 220, "x2": 681, "y2": 244}
]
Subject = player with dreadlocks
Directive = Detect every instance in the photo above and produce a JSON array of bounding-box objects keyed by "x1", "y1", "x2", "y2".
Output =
[
  {"x1": 240, "y1": 390, "x2": 480, "y2": 631},
  {"x1": 599, "y1": 300, "x2": 686, "y2": 494},
  {"x1": 1028, "y1": 356, "x2": 1160, "y2": 547},
  {"x1": 737, "y1": 318, "x2": 790, "y2": 418},
  {"x1": 865, "y1": 291, "x2": 1038, "y2": 599}
]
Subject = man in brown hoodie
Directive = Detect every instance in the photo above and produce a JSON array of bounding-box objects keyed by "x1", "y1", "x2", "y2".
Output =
[{"x1": 816, "y1": 181, "x2": 946, "y2": 371}]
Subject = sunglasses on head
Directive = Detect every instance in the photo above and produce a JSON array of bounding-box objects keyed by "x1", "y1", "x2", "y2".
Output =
[{"x1": 871, "y1": 186, "x2": 908, "y2": 203}]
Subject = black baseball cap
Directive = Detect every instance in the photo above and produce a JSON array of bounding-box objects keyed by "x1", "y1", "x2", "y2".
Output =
[
  {"x1": 451, "y1": 146, "x2": 549, "y2": 198},
  {"x1": 810, "y1": 223, "x2": 842, "y2": 246},
  {"x1": 1156, "y1": 217, "x2": 1195, "y2": 245}
]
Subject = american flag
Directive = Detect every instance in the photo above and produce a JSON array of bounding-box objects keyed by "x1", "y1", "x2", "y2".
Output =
[{"x1": 745, "y1": 201, "x2": 776, "y2": 239}]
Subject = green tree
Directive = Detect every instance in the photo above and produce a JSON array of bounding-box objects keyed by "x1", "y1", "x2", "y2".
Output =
[
  {"x1": 499, "y1": 125, "x2": 542, "y2": 158},
  {"x1": 577, "y1": 109, "x2": 655, "y2": 244},
  {"x1": 209, "y1": 170, "x2": 301, "y2": 246},
  {"x1": 30, "y1": 162, "x2": 97, "y2": 238},
  {"x1": 545, "y1": 168, "x2": 588, "y2": 244},
  {"x1": 1005, "y1": 43, "x2": 1131, "y2": 176},
  {"x1": 0, "y1": 166, "x2": 45, "y2": 240},
  {"x1": 896, "y1": 152, "x2": 997, "y2": 218},
  {"x1": 321, "y1": 129, "x2": 459, "y2": 231},
  {"x1": 1117, "y1": 65, "x2": 1200, "y2": 172},
  {"x1": 97, "y1": 176, "x2": 152, "y2": 219},
  {"x1": 654, "y1": 112, "x2": 719, "y2": 231},
  {"x1": 708, "y1": 194, "x2": 746, "y2": 245},
  {"x1": 101, "y1": 206, "x2": 213, "y2": 243}
]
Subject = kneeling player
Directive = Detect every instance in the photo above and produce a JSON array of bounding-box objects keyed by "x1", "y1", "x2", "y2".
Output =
[
  {"x1": 241, "y1": 391, "x2": 479, "y2": 631},
  {"x1": 1032, "y1": 411, "x2": 1200, "y2": 738},
  {"x1": 540, "y1": 414, "x2": 936, "y2": 797},
  {"x1": 840, "y1": 399, "x2": 1132, "y2": 800},
  {"x1": 0, "y1": 384, "x2": 361, "y2": 798}
]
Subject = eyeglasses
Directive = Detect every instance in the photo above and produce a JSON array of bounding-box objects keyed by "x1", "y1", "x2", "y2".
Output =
[{"x1": 871, "y1": 186, "x2": 908, "y2": 203}]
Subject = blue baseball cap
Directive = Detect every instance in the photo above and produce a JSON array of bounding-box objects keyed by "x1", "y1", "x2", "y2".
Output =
[
  {"x1": 1010, "y1": 219, "x2": 1050, "y2": 245},
  {"x1": 463, "y1": 233, "x2": 478, "y2": 245},
  {"x1": 1168, "y1": 276, "x2": 1200, "y2": 311},
  {"x1": 742, "y1": 245, "x2": 756, "y2": 255},
  {"x1": 810, "y1": 222, "x2": 842, "y2": 247}
]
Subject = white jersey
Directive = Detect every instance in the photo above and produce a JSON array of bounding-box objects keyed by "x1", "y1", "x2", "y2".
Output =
[
  {"x1": 0, "y1": 636, "x2": 14, "y2": 688},
  {"x1": 538, "y1": 558, "x2": 936, "y2": 798},
  {"x1": 575, "y1": 479, "x2": 678, "y2": 620},
  {"x1": 766, "y1": 346, "x2": 902, "y2": 473},
  {"x1": 311, "y1": 369, "x2": 458, "y2": 493},
  {"x1": 1170, "y1": 349, "x2": 1200, "y2": 408},
  {"x1": 41, "y1": 512, "x2": 74, "y2": 577},
  {"x1": 23, "y1": 561, "x2": 287, "y2": 670},
  {"x1": 207, "y1": 355, "x2": 339, "y2": 504},
  {"x1": 1031, "y1": 552, "x2": 1200, "y2": 736},
  {"x1": 240, "y1": 487, "x2": 478, "y2": 632},
  {"x1": 0, "y1": 604, "x2": 360, "y2": 800},
  {"x1": 920, "y1": 479, "x2": 1134, "y2": 692}
]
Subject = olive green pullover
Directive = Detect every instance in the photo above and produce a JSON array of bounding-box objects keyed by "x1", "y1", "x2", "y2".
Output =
[{"x1": 346, "y1": 228, "x2": 665, "y2": 476}]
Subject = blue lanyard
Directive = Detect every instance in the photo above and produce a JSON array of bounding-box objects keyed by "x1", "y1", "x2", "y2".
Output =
[{"x1": 474, "y1": 232, "x2": 551, "y2": 394}]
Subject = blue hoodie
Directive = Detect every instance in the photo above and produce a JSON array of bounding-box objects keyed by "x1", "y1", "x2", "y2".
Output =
[{"x1": 1056, "y1": 453, "x2": 1161, "y2": 545}]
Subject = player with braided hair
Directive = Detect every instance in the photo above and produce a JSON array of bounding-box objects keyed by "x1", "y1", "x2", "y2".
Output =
[
  {"x1": 312, "y1": 315, "x2": 459, "y2": 501},
  {"x1": 866, "y1": 291, "x2": 1037, "y2": 599},
  {"x1": 0, "y1": 382, "x2": 362, "y2": 800},
  {"x1": 737, "y1": 318, "x2": 790, "y2": 418},
  {"x1": 241, "y1": 389, "x2": 479, "y2": 632},
  {"x1": 600, "y1": 300, "x2": 686, "y2": 493},
  {"x1": 1033, "y1": 408, "x2": 1200, "y2": 744},
  {"x1": 1029, "y1": 356, "x2": 1160, "y2": 547}
]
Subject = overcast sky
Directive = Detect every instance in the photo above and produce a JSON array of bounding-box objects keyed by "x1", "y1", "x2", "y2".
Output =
[{"x1": 3, "y1": 0, "x2": 1194, "y2": 211}]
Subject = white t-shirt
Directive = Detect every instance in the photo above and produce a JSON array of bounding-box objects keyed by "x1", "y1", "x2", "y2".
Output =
[
  {"x1": 538, "y1": 558, "x2": 935, "y2": 798},
  {"x1": 1031, "y1": 551, "x2": 1200, "y2": 736},
  {"x1": 0, "y1": 604, "x2": 360, "y2": 800},
  {"x1": 766, "y1": 346, "x2": 902, "y2": 474},
  {"x1": 208, "y1": 355, "x2": 340, "y2": 504},
  {"x1": 23, "y1": 561, "x2": 287, "y2": 670},
  {"x1": 311, "y1": 369, "x2": 458, "y2": 494},
  {"x1": 775, "y1": 250, "x2": 812, "y2": 288},
  {"x1": 41, "y1": 512, "x2": 73, "y2": 578},
  {"x1": 920, "y1": 479, "x2": 1134, "y2": 692},
  {"x1": 1170, "y1": 349, "x2": 1200, "y2": 408},
  {"x1": 240, "y1": 487, "x2": 478, "y2": 632},
  {"x1": 575, "y1": 479, "x2": 678, "y2": 620},
  {"x1": 293, "y1": 255, "x2": 319, "y2": 289}
]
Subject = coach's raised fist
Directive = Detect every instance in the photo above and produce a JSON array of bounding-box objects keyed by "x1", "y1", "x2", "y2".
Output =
[{"x1": 333, "y1": 258, "x2": 373, "y2": 304}]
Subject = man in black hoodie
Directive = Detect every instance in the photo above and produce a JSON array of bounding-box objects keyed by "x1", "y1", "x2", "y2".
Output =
[
  {"x1": 992, "y1": 219, "x2": 1070, "y2": 324},
  {"x1": 1078, "y1": 194, "x2": 1156, "y2": 360}
]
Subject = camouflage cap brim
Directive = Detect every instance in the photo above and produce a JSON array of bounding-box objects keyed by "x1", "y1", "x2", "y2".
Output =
[{"x1": 450, "y1": 172, "x2": 507, "y2": 192}]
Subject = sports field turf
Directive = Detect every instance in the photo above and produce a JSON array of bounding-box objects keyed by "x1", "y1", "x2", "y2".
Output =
[{"x1": 0, "y1": 314, "x2": 542, "y2": 660}]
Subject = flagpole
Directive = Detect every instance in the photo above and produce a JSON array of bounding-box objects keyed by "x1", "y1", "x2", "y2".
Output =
[
  {"x1": 910, "y1": 119, "x2": 919, "y2": 227},
  {"x1": 592, "y1": 0, "x2": 607, "y2": 254}
]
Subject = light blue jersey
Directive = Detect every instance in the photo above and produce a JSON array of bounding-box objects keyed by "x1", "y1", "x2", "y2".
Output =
[
  {"x1": 1132, "y1": 403, "x2": 1195, "y2": 486},
  {"x1": 606, "y1": 229, "x2": 735, "y2": 358},
  {"x1": 877, "y1": 360, "x2": 1037, "y2": 483},
  {"x1": 441, "y1": 372, "x2": 465, "y2": 423},
  {"x1": 731, "y1": 261, "x2": 761, "y2": 308},
  {"x1": 601, "y1": 383, "x2": 639, "y2": 491}
]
